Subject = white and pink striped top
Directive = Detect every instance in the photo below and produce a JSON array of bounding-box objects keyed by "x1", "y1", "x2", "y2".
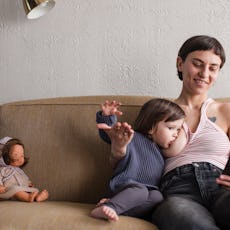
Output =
[{"x1": 164, "y1": 98, "x2": 230, "y2": 175}]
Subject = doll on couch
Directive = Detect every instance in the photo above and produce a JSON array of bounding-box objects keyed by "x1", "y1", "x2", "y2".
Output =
[{"x1": 0, "y1": 137, "x2": 49, "y2": 202}]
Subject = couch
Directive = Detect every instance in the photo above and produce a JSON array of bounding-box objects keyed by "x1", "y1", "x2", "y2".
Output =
[{"x1": 0, "y1": 95, "x2": 160, "y2": 230}]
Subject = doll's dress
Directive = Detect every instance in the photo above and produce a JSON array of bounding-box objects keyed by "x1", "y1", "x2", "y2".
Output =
[{"x1": 0, "y1": 157, "x2": 38, "y2": 199}]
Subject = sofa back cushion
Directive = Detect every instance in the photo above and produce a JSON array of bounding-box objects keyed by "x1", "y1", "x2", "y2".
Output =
[{"x1": 0, "y1": 96, "x2": 152, "y2": 203}]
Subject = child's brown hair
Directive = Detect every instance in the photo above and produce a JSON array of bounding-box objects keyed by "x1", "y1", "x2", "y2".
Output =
[{"x1": 134, "y1": 98, "x2": 185, "y2": 138}]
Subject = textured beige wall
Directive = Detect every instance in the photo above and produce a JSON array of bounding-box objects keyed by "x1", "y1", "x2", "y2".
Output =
[{"x1": 0, "y1": 0, "x2": 229, "y2": 104}]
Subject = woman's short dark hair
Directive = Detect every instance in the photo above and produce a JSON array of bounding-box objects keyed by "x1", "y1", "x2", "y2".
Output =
[
  {"x1": 2, "y1": 138, "x2": 28, "y2": 167},
  {"x1": 177, "y1": 35, "x2": 226, "y2": 80},
  {"x1": 134, "y1": 98, "x2": 185, "y2": 138}
]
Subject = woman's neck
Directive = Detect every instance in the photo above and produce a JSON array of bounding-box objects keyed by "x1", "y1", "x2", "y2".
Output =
[
  {"x1": 175, "y1": 92, "x2": 209, "y2": 132},
  {"x1": 175, "y1": 92, "x2": 208, "y2": 109}
]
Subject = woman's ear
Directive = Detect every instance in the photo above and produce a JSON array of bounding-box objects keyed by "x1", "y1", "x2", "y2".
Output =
[{"x1": 176, "y1": 56, "x2": 183, "y2": 71}]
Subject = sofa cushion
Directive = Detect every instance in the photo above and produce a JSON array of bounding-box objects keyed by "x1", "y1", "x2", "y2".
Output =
[{"x1": 0, "y1": 201, "x2": 158, "y2": 229}]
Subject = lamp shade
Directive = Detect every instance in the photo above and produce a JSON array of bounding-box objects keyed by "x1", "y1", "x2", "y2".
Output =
[{"x1": 23, "y1": 0, "x2": 55, "y2": 19}]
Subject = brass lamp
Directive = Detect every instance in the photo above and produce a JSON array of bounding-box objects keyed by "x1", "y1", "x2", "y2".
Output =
[{"x1": 23, "y1": 0, "x2": 55, "y2": 19}]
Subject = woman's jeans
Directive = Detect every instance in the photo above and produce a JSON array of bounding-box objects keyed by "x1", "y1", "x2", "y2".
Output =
[{"x1": 152, "y1": 162, "x2": 230, "y2": 230}]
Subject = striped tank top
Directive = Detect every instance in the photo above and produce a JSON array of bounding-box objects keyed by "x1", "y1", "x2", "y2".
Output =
[{"x1": 164, "y1": 98, "x2": 230, "y2": 175}]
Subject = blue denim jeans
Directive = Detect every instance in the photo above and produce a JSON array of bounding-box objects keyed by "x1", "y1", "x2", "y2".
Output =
[{"x1": 152, "y1": 162, "x2": 230, "y2": 230}]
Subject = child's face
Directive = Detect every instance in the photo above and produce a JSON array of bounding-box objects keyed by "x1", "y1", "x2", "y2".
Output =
[
  {"x1": 9, "y1": 144, "x2": 25, "y2": 167},
  {"x1": 150, "y1": 118, "x2": 184, "y2": 149}
]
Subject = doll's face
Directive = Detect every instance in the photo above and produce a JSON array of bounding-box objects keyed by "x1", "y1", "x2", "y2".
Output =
[{"x1": 9, "y1": 144, "x2": 25, "y2": 167}]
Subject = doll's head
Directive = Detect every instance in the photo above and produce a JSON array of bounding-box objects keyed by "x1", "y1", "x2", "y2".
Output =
[{"x1": 2, "y1": 138, "x2": 28, "y2": 168}]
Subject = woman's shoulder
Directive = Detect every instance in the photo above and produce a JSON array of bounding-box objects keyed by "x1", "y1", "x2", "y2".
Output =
[
  {"x1": 208, "y1": 99, "x2": 230, "y2": 135},
  {"x1": 210, "y1": 99, "x2": 230, "y2": 113}
]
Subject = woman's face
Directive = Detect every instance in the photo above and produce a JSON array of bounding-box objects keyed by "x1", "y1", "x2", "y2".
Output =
[{"x1": 177, "y1": 50, "x2": 222, "y2": 95}]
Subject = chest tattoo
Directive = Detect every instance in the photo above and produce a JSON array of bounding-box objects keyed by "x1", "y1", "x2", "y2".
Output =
[{"x1": 208, "y1": 116, "x2": 216, "y2": 123}]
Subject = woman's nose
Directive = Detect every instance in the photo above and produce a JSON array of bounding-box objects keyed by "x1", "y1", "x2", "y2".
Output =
[{"x1": 199, "y1": 66, "x2": 209, "y2": 78}]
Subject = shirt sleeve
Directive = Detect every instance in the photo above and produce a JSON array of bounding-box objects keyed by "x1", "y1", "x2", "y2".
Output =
[{"x1": 96, "y1": 111, "x2": 117, "y2": 144}]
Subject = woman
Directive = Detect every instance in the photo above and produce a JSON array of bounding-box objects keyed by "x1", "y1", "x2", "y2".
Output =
[{"x1": 152, "y1": 35, "x2": 230, "y2": 230}]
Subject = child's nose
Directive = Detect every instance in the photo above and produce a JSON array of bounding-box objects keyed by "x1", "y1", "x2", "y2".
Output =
[{"x1": 173, "y1": 132, "x2": 178, "y2": 138}]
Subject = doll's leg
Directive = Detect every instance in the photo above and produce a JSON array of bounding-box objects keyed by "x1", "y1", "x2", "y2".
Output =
[
  {"x1": 13, "y1": 191, "x2": 38, "y2": 202},
  {"x1": 35, "y1": 190, "x2": 49, "y2": 202}
]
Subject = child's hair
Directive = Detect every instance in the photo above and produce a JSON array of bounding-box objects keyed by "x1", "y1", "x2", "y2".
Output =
[
  {"x1": 134, "y1": 98, "x2": 185, "y2": 137},
  {"x1": 2, "y1": 138, "x2": 29, "y2": 167}
]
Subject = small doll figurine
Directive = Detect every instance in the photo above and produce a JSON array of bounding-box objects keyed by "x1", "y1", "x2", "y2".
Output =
[{"x1": 0, "y1": 137, "x2": 49, "y2": 202}]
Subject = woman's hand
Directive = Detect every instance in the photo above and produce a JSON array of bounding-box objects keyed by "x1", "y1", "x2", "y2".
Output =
[{"x1": 216, "y1": 174, "x2": 230, "y2": 188}]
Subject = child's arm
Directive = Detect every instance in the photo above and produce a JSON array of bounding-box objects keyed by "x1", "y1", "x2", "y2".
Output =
[
  {"x1": 96, "y1": 100, "x2": 122, "y2": 144},
  {"x1": 96, "y1": 111, "x2": 117, "y2": 144},
  {"x1": 96, "y1": 100, "x2": 134, "y2": 167},
  {"x1": 96, "y1": 121, "x2": 134, "y2": 167},
  {"x1": 108, "y1": 122, "x2": 134, "y2": 167},
  {"x1": 161, "y1": 127, "x2": 187, "y2": 158}
]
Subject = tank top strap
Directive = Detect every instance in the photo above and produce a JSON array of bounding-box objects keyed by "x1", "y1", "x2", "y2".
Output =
[
  {"x1": 200, "y1": 98, "x2": 214, "y2": 114},
  {"x1": 185, "y1": 98, "x2": 214, "y2": 141}
]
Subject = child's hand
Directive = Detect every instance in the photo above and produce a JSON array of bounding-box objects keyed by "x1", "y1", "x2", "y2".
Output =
[
  {"x1": 110, "y1": 122, "x2": 134, "y2": 158},
  {"x1": 110, "y1": 122, "x2": 134, "y2": 144},
  {"x1": 97, "y1": 122, "x2": 134, "y2": 147},
  {"x1": 0, "y1": 185, "x2": 6, "y2": 194},
  {"x1": 101, "y1": 100, "x2": 123, "y2": 116}
]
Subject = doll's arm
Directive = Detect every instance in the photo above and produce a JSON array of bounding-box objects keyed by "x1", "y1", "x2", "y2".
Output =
[{"x1": 0, "y1": 185, "x2": 6, "y2": 194}]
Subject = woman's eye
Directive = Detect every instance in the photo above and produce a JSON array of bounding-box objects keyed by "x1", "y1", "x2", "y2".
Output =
[
  {"x1": 193, "y1": 61, "x2": 202, "y2": 67},
  {"x1": 210, "y1": 67, "x2": 218, "y2": 72}
]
